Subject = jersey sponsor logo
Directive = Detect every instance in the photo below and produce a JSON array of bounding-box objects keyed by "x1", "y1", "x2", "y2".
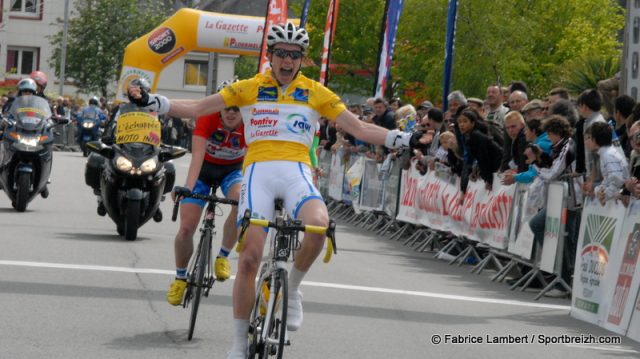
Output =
[
  {"x1": 211, "y1": 130, "x2": 226, "y2": 144},
  {"x1": 257, "y1": 86, "x2": 278, "y2": 102},
  {"x1": 292, "y1": 88, "x2": 309, "y2": 103},
  {"x1": 250, "y1": 129, "x2": 279, "y2": 138},
  {"x1": 250, "y1": 117, "x2": 278, "y2": 127},
  {"x1": 286, "y1": 114, "x2": 312, "y2": 134},
  {"x1": 252, "y1": 108, "x2": 279, "y2": 116}
]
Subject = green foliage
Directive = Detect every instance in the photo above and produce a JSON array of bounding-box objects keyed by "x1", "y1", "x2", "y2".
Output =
[
  {"x1": 563, "y1": 56, "x2": 620, "y2": 95},
  {"x1": 48, "y1": 0, "x2": 171, "y2": 97},
  {"x1": 299, "y1": 0, "x2": 624, "y2": 103},
  {"x1": 235, "y1": 56, "x2": 259, "y2": 80}
]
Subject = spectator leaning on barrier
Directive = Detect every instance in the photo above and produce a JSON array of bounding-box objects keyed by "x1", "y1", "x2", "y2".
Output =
[
  {"x1": 613, "y1": 95, "x2": 636, "y2": 158},
  {"x1": 621, "y1": 121, "x2": 640, "y2": 203},
  {"x1": 500, "y1": 111, "x2": 529, "y2": 173},
  {"x1": 457, "y1": 108, "x2": 503, "y2": 201},
  {"x1": 585, "y1": 122, "x2": 629, "y2": 205},
  {"x1": 577, "y1": 89, "x2": 607, "y2": 197},
  {"x1": 528, "y1": 115, "x2": 582, "y2": 297},
  {"x1": 501, "y1": 118, "x2": 552, "y2": 186},
  {"x1": 485, "y1": 84, "x2": 509, "y2": 128}
]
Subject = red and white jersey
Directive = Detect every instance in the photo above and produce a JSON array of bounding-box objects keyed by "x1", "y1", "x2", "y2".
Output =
[{"x1": 193, "y1": 112, "x2": 246, "y2": 165}]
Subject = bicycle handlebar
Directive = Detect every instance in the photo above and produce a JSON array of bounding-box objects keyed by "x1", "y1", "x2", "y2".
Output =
[
  {"x1": 237, "y1": 209, "x2": 338, "y2": 262},
  {"x1": 171, "y1": 189, "x2": 239, "y2": 222}
]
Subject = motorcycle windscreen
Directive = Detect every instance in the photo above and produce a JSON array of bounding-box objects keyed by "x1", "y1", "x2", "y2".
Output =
[
  {"x1": 9, "y1": 96, "x2": 52, "y2": 132},
  {"x1": 115, "y1": 110, "x2": 162, "y2": 146}
]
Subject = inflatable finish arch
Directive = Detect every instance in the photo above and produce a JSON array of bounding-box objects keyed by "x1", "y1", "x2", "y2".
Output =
[{"x1": 116, "y1": 8, "x2": 297, "y2": 101}]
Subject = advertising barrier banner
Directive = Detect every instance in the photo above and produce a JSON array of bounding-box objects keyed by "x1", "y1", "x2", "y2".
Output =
[
  {"x1": 359, "y1": 158, "x2": 385, "y2": 211},
  {"x1": 604, "y1": 200, "x2": 640, "y2": 335},
  {"x1": 540, "y1": 182, "x2": 567, "y2": 273},
  {"x1": 507, "y1": 183, "x2": 537, "y2": 260},
  {"x1": 328, "y1": 149, "x2": 345, "y2": 201},
  {"x1": 571, "y1": 198, "x2": 626, "y2": 325}
]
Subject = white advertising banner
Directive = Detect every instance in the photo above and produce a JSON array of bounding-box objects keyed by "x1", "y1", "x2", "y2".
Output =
[
  {"x1": 540, "y1": 182, "x2": 567, "y2": 273},
  {"x1": 396, "y1": 167, "x2": 514, "y2": 249},
  {"x1": 604, "y1": 200, "x2": 640, "y2": 336},
  {"x1": 571, "y1": 198, "x2": 626, "y2": 325},
  {"x1": 507, "y1": 184, "x2": 537, "y2": 260},
  {"x1": 327, "y1": 149, "x2": 345, "y2": 201},
  {"x1": 196, "y1": 13, "x2": 267, "y2": 55}
]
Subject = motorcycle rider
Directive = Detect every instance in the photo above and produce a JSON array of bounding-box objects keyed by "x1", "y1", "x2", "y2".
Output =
[
  {"x1": 85, "y1": 77, "x2": 176, "y2": 216},
  {"x1": 76, "y1": 96, "x2": 107, "y2": 145},
  {"x1": 0, "y1": 79, "x2": 39, "y2": 140},
  {"x1": 166, "y1": 79, "x2": 246, "y2": 305},
  {"x1": 29, "y1": 71, "x2": 49, "y2": 99}
]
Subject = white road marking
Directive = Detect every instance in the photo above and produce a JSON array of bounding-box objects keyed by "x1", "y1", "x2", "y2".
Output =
[
  {"x1": 566, "y1": 344, "x2": 638, "y2": 353},
  {"x1": 0, "y1": 259, "x2": 570, "y2": 310}
]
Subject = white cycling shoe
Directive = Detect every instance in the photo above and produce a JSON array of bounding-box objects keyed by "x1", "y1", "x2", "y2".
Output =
[{"x1": 287, "y1": 290, "x2": 303, "y2": 331}]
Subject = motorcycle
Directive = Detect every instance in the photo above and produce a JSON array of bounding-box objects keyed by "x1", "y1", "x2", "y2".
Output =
[
  {"x1": 77, "y1": 112, "x2": 103, "y2": 157},
  {"x1": 85, "y1": 104, "x2": 186, "y2": 240},
  {"x1": 0, "y1": 95, "x2": 63, "y2": 211}
]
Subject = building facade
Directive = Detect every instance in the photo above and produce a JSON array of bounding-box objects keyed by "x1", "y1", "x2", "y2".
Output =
[{"x1": 0, "y1": 0, "x2": 236, "y2": 100}]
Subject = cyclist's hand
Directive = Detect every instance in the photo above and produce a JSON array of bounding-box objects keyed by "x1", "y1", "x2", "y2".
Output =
[{"x1": 172, "y1": 186, "x2": 191, "y2": 202}]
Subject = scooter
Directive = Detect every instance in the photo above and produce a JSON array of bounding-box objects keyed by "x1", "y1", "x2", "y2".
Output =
[
  {"x1": 85, "y1": 104, "x2": 186, "y2": 240},
  {"x1": 0, "y1": 95, "x2": 64, "y2": 211}
]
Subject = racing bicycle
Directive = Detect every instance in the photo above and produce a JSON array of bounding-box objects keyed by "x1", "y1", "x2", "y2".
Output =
[
  {"x1": 171, "y1": 187, "x2": 238, "y2": 340},
  {"x1": 237, "y1": 199, "x2": 337, "y2": 358}
]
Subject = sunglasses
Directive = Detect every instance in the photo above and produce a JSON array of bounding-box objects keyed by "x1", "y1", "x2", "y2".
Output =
[{"x1": 271, "y1": 48, "x2": 304, "y2": 60}]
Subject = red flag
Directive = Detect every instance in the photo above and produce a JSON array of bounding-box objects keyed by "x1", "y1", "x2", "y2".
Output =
[
  {"x1": 258, "y1": 0, "x2": 288, "y2": 74},
  {"x1": 319, "y1": 0, "x2": 340, "y2": 86}
]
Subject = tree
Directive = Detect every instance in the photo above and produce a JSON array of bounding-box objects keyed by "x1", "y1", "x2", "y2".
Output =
[
  {"x1": 293, "y1": 0, "x2": 624, "y2": 104},
  {"x1": 49, "y1": 0, "x2": 171, "y2": 97}
]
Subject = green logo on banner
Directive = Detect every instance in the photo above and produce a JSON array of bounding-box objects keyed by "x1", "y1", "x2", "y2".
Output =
[{"x1": 583, "y1": 214, "x2": 616, "y2": 252}]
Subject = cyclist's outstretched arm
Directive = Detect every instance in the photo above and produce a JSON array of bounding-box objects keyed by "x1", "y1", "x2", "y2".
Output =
[
  {"x1": 336, "y1": 110, "x2": 429, "y2": 150},
  {"x1": 167, "y1": 94, "x2": 227, "y2": 119}
]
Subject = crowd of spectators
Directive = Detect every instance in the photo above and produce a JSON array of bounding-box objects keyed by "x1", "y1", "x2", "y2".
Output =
[{"x1": 323, "y1": 79, "x2": 640, "y2": 298}]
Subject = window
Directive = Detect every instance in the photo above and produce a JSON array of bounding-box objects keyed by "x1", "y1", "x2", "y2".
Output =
[
  {"x1": 184, "y1": 60, "x2": 208, "y2": 87},
  {"x1": 10, "y1": 0, "x2": 39, "y2": 16},
  {"x1": 6, "y1": 47, "x2": 37, "y2": 75}
]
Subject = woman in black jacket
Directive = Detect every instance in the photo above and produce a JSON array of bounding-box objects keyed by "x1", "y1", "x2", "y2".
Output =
[{"x1": 457, "y1": 108, "x2": 503, "y2": 198}]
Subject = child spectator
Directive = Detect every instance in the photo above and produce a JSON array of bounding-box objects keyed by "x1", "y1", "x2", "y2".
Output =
[{"x1": 585, "y1": 122, "x2": 629, "y2": 205}]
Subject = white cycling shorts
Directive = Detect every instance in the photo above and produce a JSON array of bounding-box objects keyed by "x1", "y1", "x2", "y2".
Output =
[{"x1": 237, "y1": 161, "x2": 323, "y2": 227}]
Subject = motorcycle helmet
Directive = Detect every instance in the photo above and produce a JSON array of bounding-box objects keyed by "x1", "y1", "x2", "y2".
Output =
[
  {"x1": 267, "y1": 22, "x2": 309, "y2": 50},
  {"x1": 29, "y1": 71, "x2": 48, "y2": 90},
  {"x1": 89, "y1": 96, "x2": 99, "y2": 106},
  {"x1": 17, "y1": 78, "x2": 37, "y2": 95}
]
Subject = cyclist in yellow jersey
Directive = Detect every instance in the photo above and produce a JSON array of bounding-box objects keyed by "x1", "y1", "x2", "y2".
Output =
[{"x1": 130, "y1": 22, "x2": 423, "y2": 358}]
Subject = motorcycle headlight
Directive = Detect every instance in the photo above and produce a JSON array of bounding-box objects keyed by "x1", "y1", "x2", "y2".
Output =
[
  {"x1": 140, "y1": 158, "x2": 158, "y2": 173},
  {"x1": 115, "y1": 156, "x2": 133, "y2": 172},
  {"x1": 18, "y1": 136, "x2": 39, "y2": 147},
  {"x1": 82, "y1": 122, "x2": 95, "y2": 129}
]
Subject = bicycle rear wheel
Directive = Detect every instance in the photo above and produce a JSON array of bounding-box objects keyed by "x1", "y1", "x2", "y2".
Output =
[
  {"x1": 188, "y1": 229, "x2": 211, "y2": 340},
  {"x1": 263, "y1": 268, "x2": 288, "y2": 358}
]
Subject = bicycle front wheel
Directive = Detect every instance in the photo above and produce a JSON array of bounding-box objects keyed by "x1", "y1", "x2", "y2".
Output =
[
  {"x1": 263, "y1": 268, "x2": 288, "y2": 358},
  {"x1": 188, "y1": 229, "x2": 211, "y2": 340}
]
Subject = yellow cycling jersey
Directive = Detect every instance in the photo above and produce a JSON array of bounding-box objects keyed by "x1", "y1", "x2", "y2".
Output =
[{"x1": 219, "y1": 70, "x2": 346, "y2": 169}]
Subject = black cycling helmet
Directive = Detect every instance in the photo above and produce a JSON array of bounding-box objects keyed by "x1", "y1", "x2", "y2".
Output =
[
  {"x1": 89, "y1": 96, "x2": 99, "y2": 106},
  {"x1": 17, "y1": 78, "x2": 37, "y2": 95}
]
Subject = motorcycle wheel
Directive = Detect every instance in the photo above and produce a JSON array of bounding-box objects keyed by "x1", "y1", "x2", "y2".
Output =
[
  {"x1": 124, "y1": 199, "x2": 140, "y2": 241},
  {"x1": 14, "y1": 172, "x2": 31, "y2": 212}
]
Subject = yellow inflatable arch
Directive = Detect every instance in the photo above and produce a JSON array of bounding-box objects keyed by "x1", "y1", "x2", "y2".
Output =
[{"x1": 117, "y1": 8, "x2": 297, "y2": 101}]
